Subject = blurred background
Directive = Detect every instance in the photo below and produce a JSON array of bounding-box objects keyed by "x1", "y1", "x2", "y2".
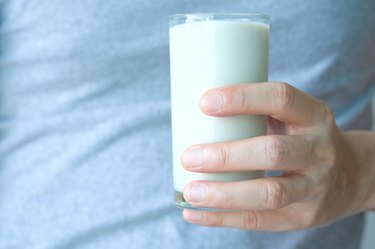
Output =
[{"x1": 362, "y1": 96, "x2": 375, "y2": 248}]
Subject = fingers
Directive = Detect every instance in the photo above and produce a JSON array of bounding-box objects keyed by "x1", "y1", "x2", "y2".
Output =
[
  {"x1": 183, "y1": 176, "x2": 312, "y2": 231},
  {"x1": 183, "y1": 207, "x2": 302, "y2": 231},
  {"x1": 200, "y1": 82, "x2": 329, "y2": 126},
  {"x1": 183, "y1": 175, "x2": 310, "y2": 211},
  {"x1": 182, "y1": 135, "x2": 316, "y2": 172}
]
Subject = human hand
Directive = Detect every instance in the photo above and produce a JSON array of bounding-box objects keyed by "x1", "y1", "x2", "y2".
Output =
[{"x1": 181, "y1": 82, "x2": 375, "y2": 231}]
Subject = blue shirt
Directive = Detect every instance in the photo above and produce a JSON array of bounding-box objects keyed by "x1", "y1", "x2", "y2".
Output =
[{"x1": 0, "y1": 0, "x2": 374, "y2": 248}]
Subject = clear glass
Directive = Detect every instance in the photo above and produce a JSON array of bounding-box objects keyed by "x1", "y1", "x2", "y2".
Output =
[
  {"x1": 170, "y1": 13, "x2": 269, "y2": 27},
  {"x1": 169, "y1": 13, "x2": 270, "y2": 211}
]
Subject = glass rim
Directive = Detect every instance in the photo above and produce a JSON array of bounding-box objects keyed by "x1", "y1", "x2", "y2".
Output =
[{"x1": 169, "y1": 13, "x2": 269, "y2": 22}]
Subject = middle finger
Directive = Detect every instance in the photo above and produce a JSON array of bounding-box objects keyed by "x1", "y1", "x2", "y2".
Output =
[{"x1": 181, "y1": 134, "x2": 316, "y2": 173}]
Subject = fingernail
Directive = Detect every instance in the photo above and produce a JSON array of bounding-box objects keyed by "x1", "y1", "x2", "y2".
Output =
[
  {"x1": 200, "y1": 93, "x2": 223, "y2": 112},
  {"x1": 184, "y1": 210, "x2": 202, "y2": 222},
  {"x1": 185, "y1": 183, "x2": 207, "y2": 203},
  {"x1": 182, "y1": 147, "x2": 203, "y2": 168}
]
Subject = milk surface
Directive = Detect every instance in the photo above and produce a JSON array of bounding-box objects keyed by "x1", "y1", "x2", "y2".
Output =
[{"x1": 170, "y1": 20, "x2": 269, "y2": 192}]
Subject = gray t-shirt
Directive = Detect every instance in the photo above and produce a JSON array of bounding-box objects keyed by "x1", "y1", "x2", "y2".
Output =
[{"x1": 0, "y1": 0, "x2": 374, "y2": 248}]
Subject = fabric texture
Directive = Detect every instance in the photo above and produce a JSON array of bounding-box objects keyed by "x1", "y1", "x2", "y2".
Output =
[{"x1": 0, "y1": 0, "x2": 374, "y2": 248}]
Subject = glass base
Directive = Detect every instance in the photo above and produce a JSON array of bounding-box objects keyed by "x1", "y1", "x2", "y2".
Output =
[{"x1": 174, "y1": 191, "x2": 233, "y2": 212}]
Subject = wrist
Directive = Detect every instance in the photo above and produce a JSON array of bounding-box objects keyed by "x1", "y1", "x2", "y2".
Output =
[{"x1": 342, "y1": 131, "x2": 375, "y2": 212}]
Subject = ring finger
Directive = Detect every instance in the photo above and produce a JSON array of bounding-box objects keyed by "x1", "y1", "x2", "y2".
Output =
[{"x1": 183, "y1": 175, "x2": 311, "y2": 211}]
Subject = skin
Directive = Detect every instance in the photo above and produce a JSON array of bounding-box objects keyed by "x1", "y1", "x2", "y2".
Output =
[{"x1": 181, "y1": 82, "x2": 375, "y2": 231}]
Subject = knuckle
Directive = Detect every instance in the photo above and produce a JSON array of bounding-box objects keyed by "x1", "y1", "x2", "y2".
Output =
[
  {"x1": 205, "y1": 213, "x2": 224, "y2": 227},
  {"x1": 300, "y1": 213, "x2": 316, "y2": 228},
  {"x1": 264, "y1": 181, "x2": 287, "y2": 210},
  {"x1": 208, "y1": 185, "x2": 234, "y2": 208},
  {"x1": 273, "y1": 82, "x2": 296, "y2": 109},
  {"x1": 300, "y1": 209, "x2": 324, "y2": 228},
  {"x1": 244, "y1": 212, "x2": 260, "y2": 230},
  {"x1": 221, "y1": 188, "x2": 236, "y2": 207},
  {"x1": 201, "y1": 182, "x2": 235, "y2": 210},
  {"x1": 215, "y1": 146, "x2": 231, "y2": 167},
  {"x1": 239, "y1": 89, "x2": 251, "y2": 108},
  {"x1": 310, "y1": 103, "x2": 341, "y2": 169},
  {"x1": 325, "y1": 144, "x2": 340, "y2": 168},
  {"x1": 264, "y1": 137, "x2": 288, "y2": 166},
  {"x1": 320, "y1": 101, "x2": 337, "y2": 128}
]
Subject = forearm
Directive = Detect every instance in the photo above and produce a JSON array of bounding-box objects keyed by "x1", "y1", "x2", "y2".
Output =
[{"x1": 343, "y1": 130, "x2": 375, "y2": 211}]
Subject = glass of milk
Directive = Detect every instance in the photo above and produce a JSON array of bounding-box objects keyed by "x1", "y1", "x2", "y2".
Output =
[{"x1": 169, "y1": 13, "x2": 269, "y2": 210}]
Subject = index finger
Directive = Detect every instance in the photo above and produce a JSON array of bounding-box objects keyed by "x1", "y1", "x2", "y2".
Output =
[{"x1": 200, "y1": 82, "x2": 329, "y2": 126}]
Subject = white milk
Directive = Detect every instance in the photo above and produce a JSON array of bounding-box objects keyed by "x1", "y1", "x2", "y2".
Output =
[{"x1": 170, "y1": 20, "x2": 269, "y2": 193}]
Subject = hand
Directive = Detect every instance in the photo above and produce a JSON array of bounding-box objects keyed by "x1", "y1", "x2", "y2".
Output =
[{"x1": 181, "y1": 82, "x2": 375, "y2": 231}]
